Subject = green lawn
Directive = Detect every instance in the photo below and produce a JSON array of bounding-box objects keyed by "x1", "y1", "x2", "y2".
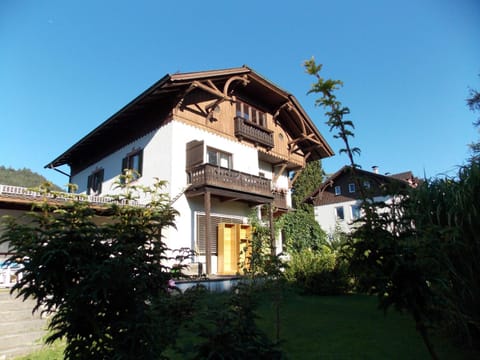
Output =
[
  {"x1": 257, "y1": 292, "x2": 478, "y2": 359},
  {"x1": 16, "y1": 291, "x2": 478, "y2": 359}
]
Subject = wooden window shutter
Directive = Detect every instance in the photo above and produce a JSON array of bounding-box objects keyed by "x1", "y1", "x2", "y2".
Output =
[
  {"x1": 196, "y1": 214, "x2": 244, "y2": 255},
  {"x1": 137, "y1": 149, "x2": 144, "y2": 176},
  {"x1": 97, "y1": 169, "x2": 104, "y2": 194},
  {"x1": 186, "y1": 140, "x2": 204, "y2": 170},
  {"x1": 87, "y1": 175, "x2": 93, "y2": 195}
]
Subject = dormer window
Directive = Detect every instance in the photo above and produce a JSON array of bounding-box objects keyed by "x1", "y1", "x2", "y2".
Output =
[{"x1": 236, "y1": 101, "x2": 266, "y2": 127}]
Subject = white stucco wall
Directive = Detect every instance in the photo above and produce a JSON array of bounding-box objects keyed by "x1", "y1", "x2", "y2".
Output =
[
  {"x1": 69, "y1": 120, "x2": 286, "y2": 274},
  {"x1": 314, "y1": 195, "x2": 391, "y2": 236}
]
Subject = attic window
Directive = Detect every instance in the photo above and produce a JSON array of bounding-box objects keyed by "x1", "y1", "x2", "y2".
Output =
[
  {"x1": 334, "y1": 186, "x2": 341, "y2": 196},
  {"x1": 348, "y1": 183, "x2": 356, "y2": 193},
  {"x1": 236, "y1": 101, "x2": 266, "y2": 127}
]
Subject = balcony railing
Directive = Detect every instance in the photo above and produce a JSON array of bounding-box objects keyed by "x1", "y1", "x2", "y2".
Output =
[
  {"x1": 234, "y1": 117, "x2": 274, "y2": 149},
  {"x1": 188, "y1": 164, "x2": 273, "y2": 198},
  {"x1": 0, "y1": 184, "x2": 139, "y2": 206}
]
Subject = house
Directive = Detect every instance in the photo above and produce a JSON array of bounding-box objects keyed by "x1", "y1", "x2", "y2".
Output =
[
  {"x1": 44, "y1": 66, "x2": 334, "y2": 276},
  {"x1": 306, "y1": 166, "x2": 419, "y2": 236}
]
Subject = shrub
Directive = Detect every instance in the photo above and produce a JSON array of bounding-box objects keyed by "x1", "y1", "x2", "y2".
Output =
[{"x1": 285, "y1": 247, "x2": 351, "y2": 295}]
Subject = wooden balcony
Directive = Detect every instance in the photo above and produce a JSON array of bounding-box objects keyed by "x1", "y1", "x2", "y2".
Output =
[
  {"x1": 234, "y1": 117, "x2": 274, "y2": 149},
  {"x1": 187, "y1": 164, "x2": 273, "y2": 200}
]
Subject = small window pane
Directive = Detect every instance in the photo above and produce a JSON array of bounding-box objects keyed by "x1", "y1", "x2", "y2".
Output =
[
  {"x1": 219, "y1": 153, "x2": 230, "y2": 168},
  {"x1": 334, "y1": 186, "x2": 341, "y2": 195},
  {"x1": 207, "y1": 150, "x2": 218, "y2": 165},
  {"x1": 348, "y1": 183, "x2": 356, "y2": 193},
  {"x1": 335, "y1": 207, "x2": 344, "y2": 220}
]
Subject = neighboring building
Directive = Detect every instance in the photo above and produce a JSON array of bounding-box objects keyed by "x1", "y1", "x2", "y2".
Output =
[
  {"x1": 42, "y1": 66, "x2": 334, "y2": 275},
  {"x1": 306, "y1": 166, "x2": 419, "y2": 236}
]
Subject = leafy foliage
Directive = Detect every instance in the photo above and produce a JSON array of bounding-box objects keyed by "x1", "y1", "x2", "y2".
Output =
[
  {"x1": 0, "y1": 179, "x2": 183, "y2": 359},
  {"x1": 185, "y1": 283, "x2": 284, "y2": 360},
  {"x1": 291, "y1": 160, "x2": 324, "y2": 211},
  {"x1": 0, "y1": 165, "x2": 62, "y2": 190},
  {"x1": 278, "y1": 208, "x2": 327, "y2": 252},
  {"x1": 284, "y1": 246, "x2": 351, "y2": 295}
]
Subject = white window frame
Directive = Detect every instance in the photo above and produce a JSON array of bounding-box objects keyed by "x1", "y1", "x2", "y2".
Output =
[
  {"x1": 348, "y1": 183, "x2": 356, "y2": 193},
  {"x1": 335, "y1": 206, "x2": 345, "y2": 221},
  {"x1": 334, "y1": 185, "x2": 341, "y2": 196}
]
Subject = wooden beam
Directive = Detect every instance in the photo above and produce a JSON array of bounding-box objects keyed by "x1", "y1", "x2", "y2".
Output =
[
  {"x1": 272, "y1": 162, "x2": 288, "y2": 184},
  {"x1": 204, "y1": 190, "x2": 211, "y2": 275}
]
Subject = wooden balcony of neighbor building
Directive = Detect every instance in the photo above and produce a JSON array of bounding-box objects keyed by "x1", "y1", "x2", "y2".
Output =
[
  {"x1": 187, "y1": 164, "x2": 274, "y2": 201},
  {"x1": 234, "y1": 117, "x2": 274, "y2": 149}
]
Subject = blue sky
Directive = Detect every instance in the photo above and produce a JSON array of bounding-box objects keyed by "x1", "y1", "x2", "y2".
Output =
[{"x1": 1, "y1": 0, "x2": 479, "y2": 189}]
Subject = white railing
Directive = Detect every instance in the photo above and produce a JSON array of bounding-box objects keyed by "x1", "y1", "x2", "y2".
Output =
[
  {"x1": 0, "y1": 184, "x2": 139, "y2": 206},
  {"x1": 0, "y1": 263, "x2": 23, "y2": 288}
]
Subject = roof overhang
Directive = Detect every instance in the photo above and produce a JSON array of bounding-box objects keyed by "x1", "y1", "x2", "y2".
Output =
[{"x1": 46, "y1": 66, "x2": 334, "y2": 172}]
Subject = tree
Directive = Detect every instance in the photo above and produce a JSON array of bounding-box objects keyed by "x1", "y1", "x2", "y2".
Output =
[
  {"x1": 0, "y1": 166, "x2": 62, "y2": 190},
  {"x1": 0, "y1": 180, "x2": 185, "y2": 359},
  {"x1": 467, "y1": 82, "x2": 480, "y2": 159}
]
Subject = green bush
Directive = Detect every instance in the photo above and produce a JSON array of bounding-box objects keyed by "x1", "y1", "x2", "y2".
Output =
[{"x1": 285, "y1": 247, "x2": 351, "y2": 295}]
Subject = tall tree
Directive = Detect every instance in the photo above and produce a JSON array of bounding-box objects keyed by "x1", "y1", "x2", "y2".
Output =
[{"x1": 467, "y1": 82, "x2": 480, "y2": 160}]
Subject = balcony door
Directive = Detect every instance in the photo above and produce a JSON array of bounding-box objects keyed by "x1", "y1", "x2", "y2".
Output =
[{"x1": 217, "y1": 223, "x2": 251, "y2": 275}]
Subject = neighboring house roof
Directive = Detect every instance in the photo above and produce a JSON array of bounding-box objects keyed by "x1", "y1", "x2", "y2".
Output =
[
  {"x1": 305, "y1": 165, "x2": 417, "y2": 207},
  {"x1": 45, "y1": 66, "x2": 334, "y2": 172}
]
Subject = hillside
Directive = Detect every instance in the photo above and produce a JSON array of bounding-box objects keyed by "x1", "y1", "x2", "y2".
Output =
[{"x1": 0, "y1": 166, "x2": 62, "y2": 191}]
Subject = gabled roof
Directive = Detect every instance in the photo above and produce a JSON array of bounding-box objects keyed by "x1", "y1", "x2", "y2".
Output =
[
  {"x1": 45, "y1": 66, "x2": 334, "y2": 171},
  {"x1": 305, "y1": 165, "x2": 416, "y2": 206}
]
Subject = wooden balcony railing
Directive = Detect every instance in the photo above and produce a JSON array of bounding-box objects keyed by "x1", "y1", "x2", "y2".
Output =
[
  {"x1": 234, "y1": 117, "x2": 274, "y2": 149},
  {"x1": 188, "y1": 164, "x2": 273, "y2": 198}
]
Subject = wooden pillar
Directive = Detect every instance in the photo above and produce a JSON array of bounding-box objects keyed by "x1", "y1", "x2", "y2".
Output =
[
  {"x1": 204, "y1": 190, "x2": 211, "y2": 275},
  {"x1": 269, "y1": 204, "x2": 276, "y2": 256}
]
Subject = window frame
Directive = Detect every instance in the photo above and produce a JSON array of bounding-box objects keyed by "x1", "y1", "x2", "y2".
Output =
[
  {"x1": 121, "y1": 149, "x2": 143, "y2": 181},
  {"x1": 207, "y1": 147, "x2": 232, "y2": 169},
  {"x1": 235, "y1": 101, "x2": 267, "y2": 128},
  {"x1": 87, "y1": 168, "x2": 104, "y2": 196},
  {"x1": 351, "y1": 205, "x2": 361, "y2": 220},
  {"x1": 348, "y1": 183, "x2": 356, "y2": 193},
  {"x1": 334, "y1": 185, "x2": 341, "y2": 196},
  {"x1": 335, "y1": 206, "x2": 345, "y2": 221}
]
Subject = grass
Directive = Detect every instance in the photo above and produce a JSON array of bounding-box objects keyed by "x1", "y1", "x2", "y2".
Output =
[
  {"x1": 256, "y1": 291, "x2": 478, "y2": 359},
  {"x1": 15, "y1": 290, "x2": 479, "y2": 359}
]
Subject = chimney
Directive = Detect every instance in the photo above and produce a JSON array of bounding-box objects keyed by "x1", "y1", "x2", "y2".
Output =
[{"x1": 372, "y1": 165, "x2": 379, "y2": 174}]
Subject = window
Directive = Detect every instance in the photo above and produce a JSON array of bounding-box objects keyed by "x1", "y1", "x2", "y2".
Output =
[
  {"x1": 235, "y1": 101, "x2": 266, "y2": 127},
  {"x1": 121, "y1": 149, "x2": 143, "y2": 181},
  {"x1": 351, "y1": 205, "x2": 361, "y2": 220},
  {"x1": 334, "y1": 185, "x2": 341, "y2": 195},
  {"x1": 87, "y1": 169, "x2": 104, "y2": 195},
  {"x1": 363, "y1": 181, "x2": 371, "y2": 189},
  {"x1": 335, "y1": 206, "x2": 345, "y2": 220},
  {"x1": 348, "y1": 183, "x2": 356, "y2": 193},
  {"x1": 207, "y1": 147, "x2": 232, "y2": 168}
]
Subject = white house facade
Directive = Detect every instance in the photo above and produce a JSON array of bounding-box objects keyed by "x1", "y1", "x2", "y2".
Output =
[
  {"x1": 44, "y1": 66, "x2": 334, "y2": 275},
  {"x1": 307, "y1": 166, "x2": 418, "y2": 237}
]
